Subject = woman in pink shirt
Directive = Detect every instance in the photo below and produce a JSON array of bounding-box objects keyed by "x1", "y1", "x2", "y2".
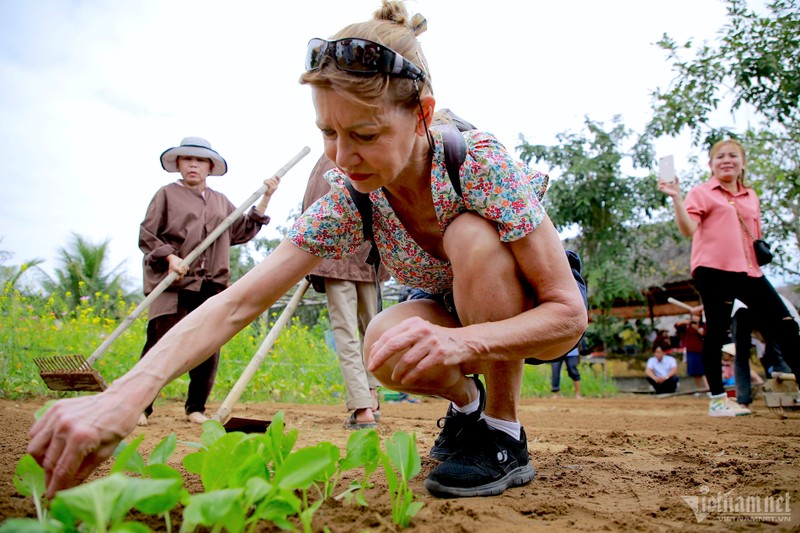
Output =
[{"x1": 659, "y1": 139, "x2": 799, "y2": 417}]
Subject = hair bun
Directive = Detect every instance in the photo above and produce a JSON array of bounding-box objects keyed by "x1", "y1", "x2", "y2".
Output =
[
  {"x1": 373, "y1": 2, "x2": 427, "y2": 36},
  {"x1": 410, "y1": 14, "x2": 427, "y2": 36}
]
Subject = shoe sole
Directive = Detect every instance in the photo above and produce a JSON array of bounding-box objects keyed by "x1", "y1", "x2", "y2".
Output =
[
  {"x1": 424, "y1": 463, "x2": 535, "y2": 498},
  {"x1": 708, "y1": 411, "x2": 751, "y2": 417}
]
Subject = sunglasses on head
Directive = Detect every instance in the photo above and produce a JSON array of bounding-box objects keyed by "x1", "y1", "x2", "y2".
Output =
[{"x1": 305, "y1": 37, "x2": 425, "y2": 81}]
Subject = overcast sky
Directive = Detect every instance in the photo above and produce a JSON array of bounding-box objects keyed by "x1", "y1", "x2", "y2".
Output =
[{"x1": 1, "y1": 0, "x2": 740, "y2": 289}]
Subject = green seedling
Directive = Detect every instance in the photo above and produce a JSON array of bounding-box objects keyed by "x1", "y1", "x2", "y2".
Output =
[
  {"x1": 4, "y1": 410, "x2": 423, "y2": 532},
  {"x1": 3, "y1": 454, "x2": 61, "y2": 532},
  {"x1": 335, "y1": 428, "x2": 381, "y2": 507},
  {"x1": 112, "y1": 433, "x2": 183, "y2": 532},
  {"x1": 12, "y1": 454, "x2": 48, "y2": 523},
  {"x1": 49, "y1": 473, "x2": 182, "y2": 533},
  {"x1": 381, "y1": 432, "x2": 423, "y2": 528}
]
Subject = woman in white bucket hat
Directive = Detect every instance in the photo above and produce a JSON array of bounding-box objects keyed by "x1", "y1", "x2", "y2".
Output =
[{"x1": 138, "y1": 136, "x2": 281, "y2": 425}]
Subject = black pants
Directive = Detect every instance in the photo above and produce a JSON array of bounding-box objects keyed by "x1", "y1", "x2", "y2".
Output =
[
  {"x1": 731, "y1": 307, "x2": 792, "y2": 404},
  {"x1": 693, "y1": 267, "x2": 800, "y2": 396},
  {"x1": 647, "y1": 376, "x2": 679, "y2": 394},
  {"x1": 140, "y1": 283, "x2": 223, "y2": 416}
]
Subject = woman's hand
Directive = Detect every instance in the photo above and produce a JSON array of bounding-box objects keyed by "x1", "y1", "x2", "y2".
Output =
[
  {"x1": 367, "y1": 315, "x2": 467, "y2": 385},
  {"x1": 27, "y1": 392, "x2": 139, "y2": 498},
  {"x1": 657, "y1": 177, "x2": 682, "y2": 199}
]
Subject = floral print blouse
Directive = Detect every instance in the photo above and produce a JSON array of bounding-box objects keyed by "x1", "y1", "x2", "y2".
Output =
[{"x1": 288, "y1": 128, "x2": 549, "y2": 293}]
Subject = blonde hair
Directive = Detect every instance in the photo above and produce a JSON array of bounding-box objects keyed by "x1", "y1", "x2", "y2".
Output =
[
  {"x1": 709, "y1": 138, "x2": 747, "y2": 185},
  {"x1": 299, "y1": 0, "x2": 431, "y2": 110}
]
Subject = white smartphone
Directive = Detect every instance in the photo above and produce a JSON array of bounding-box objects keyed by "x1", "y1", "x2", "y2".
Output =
[{"x1": 659, "y1": 155, "x2": 676, "y2": 183}]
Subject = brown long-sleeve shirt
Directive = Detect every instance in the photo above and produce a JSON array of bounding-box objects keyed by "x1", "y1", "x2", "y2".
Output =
[{"x1": 139, "y1": 181, "x2": 268, "y2": 319}]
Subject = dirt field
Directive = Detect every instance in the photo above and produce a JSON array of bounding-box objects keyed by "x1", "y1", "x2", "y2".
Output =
[{"x1": 2, "y1": 394, "x2": 799, "y2": 532}]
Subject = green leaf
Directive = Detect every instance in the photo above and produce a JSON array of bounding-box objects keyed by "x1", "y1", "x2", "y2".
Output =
[
  {"x1": 181, "y1": 451, "x2": 206, "y2": 475},
  {"x1": 229, "y1": 454, "x2": 269, "y2": 489},
  {"x1": 130, "y1": 478, "x2": 183, "y2": 515},
  {"x1": 402, "y1": 501, "x2": 424, "y2": 526},
  {"x1": 273, "y1": 445, "x2": 338, "y2": 491},
  {"x1": 199, "y1": 419, "x2": 227, "y2": 448},
  {"x1": 250, "y1": 490, "x2": 300, "y2": 529},
  {"x1": 0, "y1": 518, "x2": 51, "y2": 533},
  {"x1": 143, "y1": 463, "x2": 182, "y2": 481},
  {"x1": 12, "y1": 454, "x2": 45, "y2": 499},
  {"x1": 339, "y1": 428, "x2": 380, "y2": 472},
  {"x1": 243, "y1": 477, "x2": 272, "y2": 508},
  {"x1": 385, "y1": 432, "x2": 421, "y2": 481},
  {"x1": 51, "y1": 473, "x2": 130, "y2": 529},
  {"x1": 110, "y1": 521, "x2": 153, "y2": 532},
  {"x1": 379, "y1": 451, "x2": 399, "y2": 493},
  {"x1": 182, "y1": 488, "x2": 244, "y2": 529},
  {"x1": 200, "y1": 433, "x2": 250, "y2": 491},
  {"x1": 147, "y1": 433, "x2": 177, "y2": 466},
  {"x1": 111, "y1": 434, "x2": 146, "y2": 476}
]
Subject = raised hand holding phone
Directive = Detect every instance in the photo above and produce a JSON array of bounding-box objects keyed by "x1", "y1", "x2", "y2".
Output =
[{"x1": 658, "y1": 155, "x2": 676, "y2": 183}]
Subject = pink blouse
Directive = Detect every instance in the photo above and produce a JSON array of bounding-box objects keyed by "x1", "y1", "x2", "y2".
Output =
[{"x1": 684, "y1": 177, "x2": 763, "y2": 278}]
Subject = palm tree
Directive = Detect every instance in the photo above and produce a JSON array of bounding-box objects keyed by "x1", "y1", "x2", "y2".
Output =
[{"x1": 42, "y1": 233, "x2": 132, "y2": 314}]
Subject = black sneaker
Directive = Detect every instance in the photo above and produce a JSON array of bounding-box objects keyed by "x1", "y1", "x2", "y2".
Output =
[
  {"x1": 429, "y1": 375, "x2": 486, "y2": 461},
  {"x1": 424, "y1": 420, "x2": 535, "y2": 498}
]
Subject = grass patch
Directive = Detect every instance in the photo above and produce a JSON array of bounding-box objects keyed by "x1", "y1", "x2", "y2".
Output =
[{"x1": 2, "y1": 282, "x2": 616, "y2": 403}]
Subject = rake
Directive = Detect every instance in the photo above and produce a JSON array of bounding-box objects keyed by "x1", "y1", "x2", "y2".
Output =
[
  {"x1": 214, "y1": 278, "x2": 311, "y2": 432},
  {"x1": 33, "y1": 146, "x2": 311, "y2": 392}
]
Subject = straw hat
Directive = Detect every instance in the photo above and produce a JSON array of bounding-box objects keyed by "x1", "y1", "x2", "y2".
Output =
[{"x1": 160, "y1": 137, "x2": 228, "y2": 176}]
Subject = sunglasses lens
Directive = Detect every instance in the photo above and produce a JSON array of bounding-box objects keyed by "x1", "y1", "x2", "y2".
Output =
[
  {"x1": 305, "y1": 37, "x2": 422, "y2": 81},
  {"x1": 306, "y1": 38, "x2": 327, "y2": 70},
  {"x1": 334, "y1": 39, "x2": 387, "y2": 73}
]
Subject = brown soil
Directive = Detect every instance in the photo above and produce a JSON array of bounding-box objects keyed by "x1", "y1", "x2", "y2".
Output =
[{"x1": 2, "y1": 395, "x2": 799, "y2": 532}]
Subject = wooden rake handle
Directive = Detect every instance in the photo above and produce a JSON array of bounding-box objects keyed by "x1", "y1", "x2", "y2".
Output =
[
  {"x1": 213, "y1": 278, "x2": 311, "y2": 424},
  {"x1": 667, "y1": 297, "x2": 695, "y2": 313},
  {"x1": 86, "y1": 146, "x2": 311, "y2": 366}
]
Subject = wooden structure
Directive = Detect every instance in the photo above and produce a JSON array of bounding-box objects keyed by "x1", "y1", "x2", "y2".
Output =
[{"x1": 589, "y1": 278, "x2": 700, "y2": 321}]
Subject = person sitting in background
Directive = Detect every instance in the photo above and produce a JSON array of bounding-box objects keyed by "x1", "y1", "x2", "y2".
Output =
[{"x1": 645, "y1": 345, "x2": 679, "y2": 394}]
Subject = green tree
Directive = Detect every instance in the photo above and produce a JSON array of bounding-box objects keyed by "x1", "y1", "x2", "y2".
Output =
[
  {"x1": 741, "y1": 129, "x2": 800, "y2": 276},
  {"x1": 517, "y1": 117, "x2": 670, "y2": 346},
  {"x1": 42, "y1": 233, "x2": 131, "y2": 314},
  {"x1": 643, "y1": 0, "x2": 800, "y2": 275},
  {"x1": 645, "y1": 0, "x2": 799, "y2": 140}
]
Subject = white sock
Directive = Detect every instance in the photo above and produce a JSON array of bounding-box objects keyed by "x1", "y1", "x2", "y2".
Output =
[
  {"x1": 482, "y1": 414, "x2": 521, "y2": 441},
  {"x1": 452, "y1": 396, "x2": 480, "y2": 415}
]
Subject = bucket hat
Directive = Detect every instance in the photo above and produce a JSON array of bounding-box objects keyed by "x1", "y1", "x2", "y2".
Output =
[{"x1": 160, "y1": 137, "x2": 228, "y2": 176}]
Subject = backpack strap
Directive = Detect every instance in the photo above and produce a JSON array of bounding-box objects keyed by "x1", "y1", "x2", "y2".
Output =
[
  {"x1": 344, "y1": 180, "x2": 381, "y2": 267},
  {"x1": 344, "y1": 180, "x2": 382, "y2": 309},
  {"x1": 438, "y1": 123, "x2": 467, "y2": 197}
]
